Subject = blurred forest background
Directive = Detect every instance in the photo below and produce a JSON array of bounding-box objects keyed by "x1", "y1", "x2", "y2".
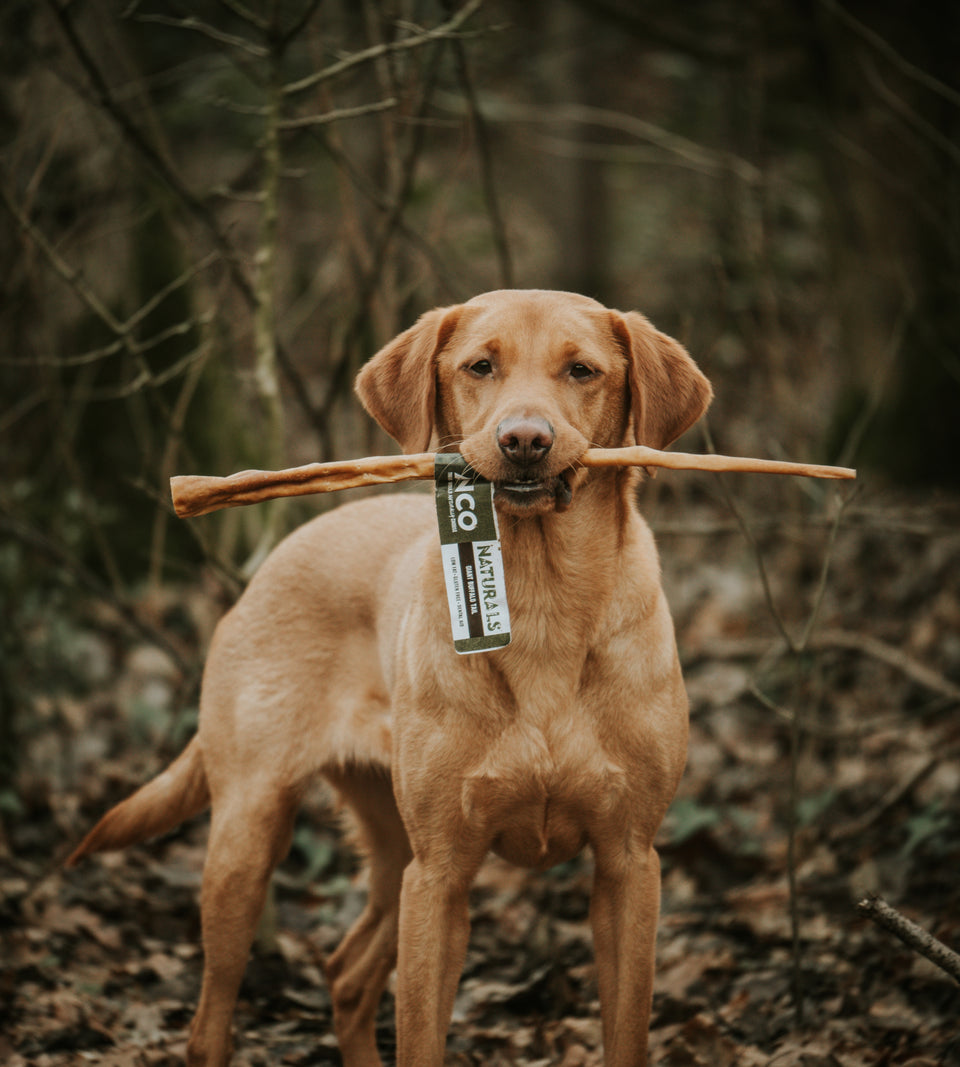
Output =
[{"x1": 2, "y1": 1, "x2": 960, "y2": 1064}]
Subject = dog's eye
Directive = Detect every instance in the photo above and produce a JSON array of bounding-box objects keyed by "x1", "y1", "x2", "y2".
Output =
[
  {"x1": 569, "y1": 362, "x2": 597, "y2": 381},
  {"x1": 467, "y1": 359, "x2": 494, "y2": 378}
]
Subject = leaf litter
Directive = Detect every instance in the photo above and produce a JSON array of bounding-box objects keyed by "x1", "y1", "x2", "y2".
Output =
[{"x1": 3, "y1": 490, "x2": 960, "y2": 1064}]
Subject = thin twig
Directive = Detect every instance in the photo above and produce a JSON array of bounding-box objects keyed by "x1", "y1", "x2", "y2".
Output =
[
  {"x1": 279, "y1": 0, "x2": 324, "y2": 49},
  {"x1": 745, "y1": 682, "x2": 902, "y2": 741},
  {"x1": 125, "y1": 251, "x2": 222, "y2": 332},
  {"x1": 787, "y1": 656, "x2": 805, "y2": 1025},
  {"x1": 695, "y1": 631, "x2": 960, "y2": 705},
  {"x1": 701, "y1": 421, "x2": 797, "y2": 651},
  {"x1": 857, "y1": 895, "x2": 960, "y2": 985},
  {"x1": 0, "y1": 391, "x2": 47, "y2": 435},
  {"x1": 313, "y1": 127, "x2": 466, "y2": 300},
  {"x1": 0, "y1": 168, "x2": 198, "y2": 453},
  {"x1": 0, "y1": 174, "x2": 123, "y2": 333},
  {"x1": 859, "y1": 54, "x2": 960, "y2": 170},
  {"x1": 45, "y1": 0, "x2": 255, "y2": 303},
  {"x1": 84, "y1": 340, "x2": 215, "y2": 401},
  {"x1": 282, "y1": 0, "x2": 483, "y2": 96},
  {"x1": 45, "y1": 0, "x2": 328, "y2": 448},
  {"x1": 434, "y1": 93, "x2": 761, "y2": 185},
  {"x1": 0, "y1": 507, "x2": 192, "y2": 676},
  {"x1": 133, "y1": 13, "x2": 269, "y2": 57},
  {"x1": 819, "y1": 0, "x2": 960, "y2": 110},
  {"x1": 798, "y1": 488, "x2": 857, "y2": 649},
  {"x1": 442, "y1": 0, "x2": 513, "y2": 288},
  {"x1": 831, "y1": 754, "x2": 941, "y2": 843},
  {"x1": 835, "y1": 297, "x2": 912, "y2": 470},
  {"x1": 318, "y1": 34, "x2": 448, "y2": 424},
  {"x1": 277, "y1": 97, "x2": 399, "y2": 130},
  {"x1": 815, "y1": 629, "x2": 960, "y2": 703},
  {"x1": 700, "y1": 416, "x2": 858, "y2": 1026},
  {"x1": 149, "y1": 330, "x2": 216, "y2": 589},
  {"x1": 215, "y1": 0, "x2": 270, "y2": 33}
]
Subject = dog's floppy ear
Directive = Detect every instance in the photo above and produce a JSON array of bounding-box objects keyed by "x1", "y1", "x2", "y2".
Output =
[
  {"x1": 611, "y1": 311, "x2": 712, "y2": 449},
  {"x1": 355, "y1": 305, "x2": 462, "y2": 453}
]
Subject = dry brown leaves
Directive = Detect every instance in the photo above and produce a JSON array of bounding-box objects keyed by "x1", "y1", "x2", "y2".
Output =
[{"x1": 3, "y1": 492, "x2": 960, "y2": 1064}]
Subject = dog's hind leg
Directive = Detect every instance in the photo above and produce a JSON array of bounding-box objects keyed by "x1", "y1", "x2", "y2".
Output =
[
  {"x1": 185, "y1": 784, "x2": 300, "y2": 1067},
  {"x1": 322, "y1": 764, "x2": 412, "y2": 1067}
]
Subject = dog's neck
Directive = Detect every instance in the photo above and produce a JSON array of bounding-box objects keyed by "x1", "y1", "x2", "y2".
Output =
[{"x1": 494, "y1": 468, "x2": 652, "y2": 649}]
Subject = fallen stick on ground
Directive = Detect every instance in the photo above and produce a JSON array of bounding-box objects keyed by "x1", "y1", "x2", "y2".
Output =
[
  {"x1": 857, "y1": 895, "x2": 960, "y2": 986},
  {"x1": 170, "y1": 446, "x2": 856, "y2": 518}
]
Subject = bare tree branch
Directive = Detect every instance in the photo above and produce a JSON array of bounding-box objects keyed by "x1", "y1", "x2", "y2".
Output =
[
  {"x1": 435, "y1": 94, "x2": 762, "y2": 186},
  {"x1": 695, "y1": 630, "x2": 960, "y2": 705},
  {"x1": 859, "y1": 55, "x2": 960, "y2": 170},
  {"x1": 85, "y1": 341, "x2": 215, "y2": 401},
  {"x1": 820, "y1": 0, "x2": 960, "y2": 110},
  {"x1": 0, "y1": 506, "x2": 194, "y2": 678},
  {"x1": 318, "y1": 32, "x2": 449, "y2": 423},
  {"x1": 0, "y1": 173, "x2": 124, "y2": 335},
  {"x1": 700, "y1": 420, "x2": 798, "y2": 651},
  {"x1": 441, "y1": 0, "x2": 513, "y2": 288},
  {"x1": 133, "y1": 13, "x2": 269, "y2": 58},
  {"x1": 45, "y1": 0, "x2": 256, "y2": 304},
  {"x1": 798, "y1": 488, "x2": 858, "y2": 649},
  {"x1": 277, "y1": 96, "x2": 398, "y2": 130},
  {"x1": 835, "y1": 297, "x2": 913, "y2": 470},
  {"x1": 1, "y1": 172, "x2": 220, "y2": 408},
  {"x1": 831, "y1": 753, "x2": 941, "y2": 843},
  {"x1": 279, "y1": 0, "x2": 325, "y2": 48},
  {"x1": 282, "y1": 0, "x2": 483, "y2": 96},
  {"x1": 814, "y1": 629, "x2": 960, "y2": 703},
  {"x1": 214, "y1": 0, "x2": 270, "y2": 34},
  {"x1": 44, "y1": 0, "x2": 335, "y2": 451},
  {"x1": 311, "y1": 127, "x2": 466, "y2": 301}
]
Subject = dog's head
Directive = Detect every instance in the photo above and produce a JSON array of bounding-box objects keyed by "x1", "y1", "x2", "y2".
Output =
[{"x1": 355, "y1": 289, "x2": 712, "y2": 515}]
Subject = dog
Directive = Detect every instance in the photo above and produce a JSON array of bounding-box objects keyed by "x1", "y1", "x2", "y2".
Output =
[{"x1": 67, "y1": 289, "x2": 712, "y2": 1066}]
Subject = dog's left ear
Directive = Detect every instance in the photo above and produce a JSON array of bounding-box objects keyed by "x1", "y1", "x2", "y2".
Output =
[
  {"x1": 355, "y1": 305, "x2": 463, "y2": 453},
  {"x1": 611, "y1": 311, "x2": 713, "y2": 450}
]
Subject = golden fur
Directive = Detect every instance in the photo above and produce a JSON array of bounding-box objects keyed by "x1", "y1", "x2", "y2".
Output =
[{"x1": 68, "y1": 289, "x2": 712, "y2": 1066}]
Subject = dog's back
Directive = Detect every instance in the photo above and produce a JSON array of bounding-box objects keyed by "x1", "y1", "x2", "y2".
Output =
[{"x1": 201, "y1": 493, "x2": 435, "y2": 779}]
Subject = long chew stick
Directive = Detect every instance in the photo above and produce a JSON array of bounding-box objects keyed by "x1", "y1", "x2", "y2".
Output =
[{"x1": 170, "y1": 446, "x2": 855, "y2": 519}]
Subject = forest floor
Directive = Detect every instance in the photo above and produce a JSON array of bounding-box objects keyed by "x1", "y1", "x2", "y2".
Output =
[{"x1": 2, "y1": 484, "x2": 960, "y2": 1066}]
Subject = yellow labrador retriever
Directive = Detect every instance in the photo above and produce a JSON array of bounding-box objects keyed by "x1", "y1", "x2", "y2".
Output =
[{"x1": 68, "y1": 289, "x2": 712, "y2": 1066}]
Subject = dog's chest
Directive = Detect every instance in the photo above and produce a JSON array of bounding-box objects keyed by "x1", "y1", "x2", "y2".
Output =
[{"x1": 459, "y1": 713, "x2": 629, "y2": 869}]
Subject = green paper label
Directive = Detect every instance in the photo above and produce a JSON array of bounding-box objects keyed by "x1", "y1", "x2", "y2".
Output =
[{"x1": 434, "y1": 454, "x2": 511, "y2": 654}]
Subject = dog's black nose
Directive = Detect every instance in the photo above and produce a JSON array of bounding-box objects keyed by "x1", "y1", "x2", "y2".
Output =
[{"x1": 497, "y1": 416, "x2": 554, "y2": 466}]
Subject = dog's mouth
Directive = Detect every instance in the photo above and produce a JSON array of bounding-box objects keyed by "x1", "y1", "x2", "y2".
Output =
[
  {"x1": 495, "y1": 471, "x2": 574, "y2": 511},
  {"x1": 458, "y1": 434, "x2": 585, "y2": 514}
]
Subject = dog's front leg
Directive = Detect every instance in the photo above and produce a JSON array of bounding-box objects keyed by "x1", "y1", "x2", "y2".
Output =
[
  {"x1": 590, "y1": 843, "x2": 662, "y2": 1067},
  {"x1": 395, "y1": 856, "x2": 476, "y2": 1066}
]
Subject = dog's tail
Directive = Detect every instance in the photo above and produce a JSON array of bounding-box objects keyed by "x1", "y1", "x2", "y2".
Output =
[{"x1": 65, "y1": 735, "x2": 210, "y2": 867}]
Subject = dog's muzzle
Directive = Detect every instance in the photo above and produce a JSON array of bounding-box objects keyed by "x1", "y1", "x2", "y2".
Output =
[{"x1": 496, "y1": 470, "x2": 574, "y2": 511}]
